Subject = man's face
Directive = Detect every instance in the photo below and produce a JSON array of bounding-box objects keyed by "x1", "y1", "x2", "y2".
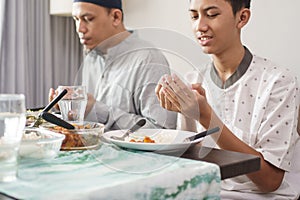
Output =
[
  {"x1": 72, "y1": 2, "x2": 114, "y2": 51},
  {"x1": 189, "y1": 0, "x2": 241, "y2": 55}
]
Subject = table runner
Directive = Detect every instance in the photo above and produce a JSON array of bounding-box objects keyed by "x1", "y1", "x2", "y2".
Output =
[{"x1": 0, "y1": 143, "x2": 221, "y2": 200}]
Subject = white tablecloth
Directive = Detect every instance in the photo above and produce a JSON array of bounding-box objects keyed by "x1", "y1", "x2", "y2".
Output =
[{"x1": 0, "y1": 143, "x2": 221, "y2": 200}]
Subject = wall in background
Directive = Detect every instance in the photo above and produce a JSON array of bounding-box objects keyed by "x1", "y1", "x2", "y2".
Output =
[
  {"x1": 50, "y1": 0, "x2": 72, "y2": 16},
  {"x1": 242, "y1": 0, "x2": 300, "y2": 76},
  {"x1": 123, "y1": 0, "x2": 300, "y2": 77}
]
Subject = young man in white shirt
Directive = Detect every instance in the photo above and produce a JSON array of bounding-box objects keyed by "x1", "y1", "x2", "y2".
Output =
[{"x1": 156, "y1": 0, "x2": 300, "y2": 199}]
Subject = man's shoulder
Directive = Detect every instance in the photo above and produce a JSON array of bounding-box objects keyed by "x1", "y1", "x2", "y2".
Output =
[
  {"x1": 121, "y1": 31, "x2": 167, "y2": 62},
  {"x1": 125, "y1": 30, "x2": 155, "y2": 48},
  {"x1": 251, "y1": 55, "x2": 295, "y2": 78}
]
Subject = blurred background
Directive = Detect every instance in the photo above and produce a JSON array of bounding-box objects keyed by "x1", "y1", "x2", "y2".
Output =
[{"x1": 0, "y1": 0, "x2": 299, "y2": 108}]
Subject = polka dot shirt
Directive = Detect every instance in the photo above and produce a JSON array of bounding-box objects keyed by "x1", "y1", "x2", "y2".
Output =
[{"x1": 195, "y1": 50, "x2": 300, "y2": 197}]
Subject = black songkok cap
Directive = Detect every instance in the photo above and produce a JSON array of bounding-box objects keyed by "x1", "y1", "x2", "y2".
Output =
[{"x1": 73, "y1": 0, "x2": 122, "y2": 10}]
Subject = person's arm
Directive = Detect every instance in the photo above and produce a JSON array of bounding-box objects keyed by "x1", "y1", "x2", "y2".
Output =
[
  {"x1": 199, "y1": 107, "x2": 284, "y2": 192},
  {"x1": 86, "y1": 83, "x2": 177, "y2": 131},
  {"x1": 85, "y1": 50, "x2": 177, "y2": 131},
  {"x1": 48, "y1": 88, "x2": 59, "y2": 110}
]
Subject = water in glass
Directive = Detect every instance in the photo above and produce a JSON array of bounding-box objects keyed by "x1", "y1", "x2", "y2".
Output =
[{"x1": 0, "y1": 94, "x2": 26, "y2": 182}]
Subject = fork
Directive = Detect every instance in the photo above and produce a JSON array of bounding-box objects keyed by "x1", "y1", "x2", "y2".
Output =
[
  {"x1": 110, "y1": 119, "x2": 146, "y2": 141},
  {"x1": 183, "y1": 127, "x2": 220, "y2": 142}
]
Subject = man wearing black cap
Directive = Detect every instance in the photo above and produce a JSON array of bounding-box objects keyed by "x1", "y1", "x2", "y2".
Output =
[
  {"x1": 49, "y1": 0, "x2": 177, "y2": 130},
  {"x1": 72, "y1": 0, "x2": 124, "y2": 52}
]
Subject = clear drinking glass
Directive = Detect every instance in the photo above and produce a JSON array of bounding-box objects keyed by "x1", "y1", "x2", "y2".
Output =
[
  {"x1": 57, "y1": 86, "x2": 87, "y2": 122},
  {"x1": 0, "y1": 94, "x2": 26, "y2": 182}
]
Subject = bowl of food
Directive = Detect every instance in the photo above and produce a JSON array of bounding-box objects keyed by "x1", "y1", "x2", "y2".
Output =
[
  {"x1": 40, "y1": 121, "x2": 105, "y2": 151},
  {"x1": 20, "y1": 128, "x2": 65, "y2": 159}
]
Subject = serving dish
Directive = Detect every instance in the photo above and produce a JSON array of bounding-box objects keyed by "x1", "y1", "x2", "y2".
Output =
[
  {"x1": 40, "y1": 121, "x2": 104, "y2": 150},
  {"x1": 20, "y1": 128, "x2": 65, "y2": 159}
]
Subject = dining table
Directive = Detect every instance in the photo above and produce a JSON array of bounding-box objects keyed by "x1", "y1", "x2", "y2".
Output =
[{"x1": 0, "y1": 140, "x2": 260, "y2": 200}]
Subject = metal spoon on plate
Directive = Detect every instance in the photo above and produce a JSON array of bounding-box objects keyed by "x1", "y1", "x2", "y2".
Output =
[{"x1": 110, "y1": 119, "x2": 146, "y2": 141}]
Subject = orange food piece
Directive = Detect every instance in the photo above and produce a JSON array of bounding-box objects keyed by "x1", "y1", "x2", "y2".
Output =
[
  {"x1": 143, "y1": 136, "x2": 155, "y2": 143},
  {"x1": 129, "y1": 136, "x2": 155, "y2": 143}
]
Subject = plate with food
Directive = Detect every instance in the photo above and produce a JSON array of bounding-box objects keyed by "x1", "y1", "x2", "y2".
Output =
[{"x1": 103, "y1": 128, "x2": 218, "y2": 153}]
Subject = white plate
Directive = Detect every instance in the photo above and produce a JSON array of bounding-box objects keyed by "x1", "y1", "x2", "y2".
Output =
[{"x1": 103, "y1": 129, "x2": 203, "y2": 152}]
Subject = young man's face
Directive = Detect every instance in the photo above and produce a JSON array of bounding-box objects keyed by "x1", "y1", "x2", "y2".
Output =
[
  {"x1": 189, "y1": 0, "x2": 242, "y2": 55},
  {"x1": 72, "y1": 2, "x2": 114, "y2": 51}
]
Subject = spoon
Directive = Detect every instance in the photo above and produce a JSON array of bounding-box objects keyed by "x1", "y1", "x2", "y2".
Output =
[
  {"x1": 31, "y1": 89, "x2": 68, "y2": 127},
  {"x1": 110, "y1": 119, "x2": 146, "y2": 141},
  {"x1": 40, "y1": 112, "x2": 75, "y2": 130}
]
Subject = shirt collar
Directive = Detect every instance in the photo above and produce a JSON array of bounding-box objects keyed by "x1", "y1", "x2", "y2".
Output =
[
  {"x1": 210, "y1": 46, "x2": 253, "y2": 89},
  {"x1": 89, "y1": 30, "x2": 136, "y2": 60}
]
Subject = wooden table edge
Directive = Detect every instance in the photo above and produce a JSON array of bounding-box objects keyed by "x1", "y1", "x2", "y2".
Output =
[{"x1": 180, "y1": 145, "x2": 261, "y2": 180}]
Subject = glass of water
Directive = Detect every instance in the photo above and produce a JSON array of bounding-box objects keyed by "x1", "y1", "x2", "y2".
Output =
[
  {"x1": 57, "y1": 86, "x2": 87, "y2": 122},
  {"x1": 0, "y1": 94, "x2": 26, "y2": 182}
]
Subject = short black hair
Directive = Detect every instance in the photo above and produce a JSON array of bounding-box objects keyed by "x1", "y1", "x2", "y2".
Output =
[
  {"x1": 188, "y1": 0, "x2": 251, "y2": 15},
  {"x1": 224, "y1": 0, "x2": 251, "y2": 15}
]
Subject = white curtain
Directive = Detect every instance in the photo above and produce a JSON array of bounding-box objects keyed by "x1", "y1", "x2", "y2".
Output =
[
  {"x1": 0, "y1": 0, "x2": 82, "y2": 108},
  {"x1": 0, "y1": 1, "x2": 5, "y2": 50}
]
